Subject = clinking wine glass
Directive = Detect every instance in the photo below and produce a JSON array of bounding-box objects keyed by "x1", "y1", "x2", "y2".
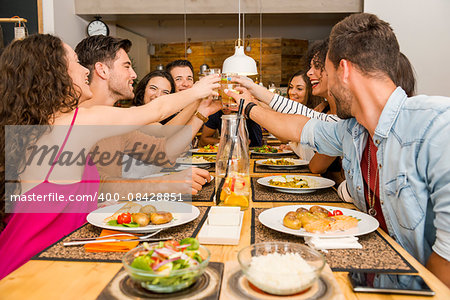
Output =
[{"x1": 203, "y1": 68, "x2": 221, "y2": 100}]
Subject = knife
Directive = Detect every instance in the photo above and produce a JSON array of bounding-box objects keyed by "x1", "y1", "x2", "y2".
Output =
[{"x1": 63, "y1": 237, "x2": 172, "y2": 246}]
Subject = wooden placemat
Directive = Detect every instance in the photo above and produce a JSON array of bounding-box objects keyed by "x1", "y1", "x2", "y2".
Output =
[
  {"x1": 253, "y1": 163, "x2": 310, "y2": 174},
  {"x1": 251, "y1": 208, "x2": 416, "y2": 273},
  {"x1": 220, "y1": 261, "x2": 344, "y2": 300},
  {"x1": 252, "y1": 177, "x2": 343, "y2": 203},
  {"x1": 31, "y1": 206, "x2": 210, "y2": 263},
  {"x1": 192, "y1": 179, "x2": 215, "y2": 202}
]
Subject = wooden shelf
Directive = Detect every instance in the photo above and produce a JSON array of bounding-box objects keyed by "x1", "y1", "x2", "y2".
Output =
[{"x1": 0, "y1": 17, "x2": 28, "y2": 23}]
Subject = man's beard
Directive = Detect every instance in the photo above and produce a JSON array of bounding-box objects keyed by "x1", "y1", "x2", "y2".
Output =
[
  {"x1": 330, "y1": 89, "x2": 352, "y2": 119},
  {"x1": 110, "y1": 82, "x2": 134, "y2": 102}
]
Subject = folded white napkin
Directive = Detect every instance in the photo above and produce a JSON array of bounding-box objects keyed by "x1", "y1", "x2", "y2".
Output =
[{"x1": 304, "y1": 236, "x2": 362, "y2": 250}]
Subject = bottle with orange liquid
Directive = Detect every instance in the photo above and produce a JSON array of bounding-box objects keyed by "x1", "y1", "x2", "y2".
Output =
[{"x1": 215, "y1": 114, "x2": 251, "y2": 210}]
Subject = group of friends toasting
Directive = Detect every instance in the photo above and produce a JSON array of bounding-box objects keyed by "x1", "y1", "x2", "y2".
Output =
[{"x1": 0, "y1": 13, "x2": 449, "y2": 287}]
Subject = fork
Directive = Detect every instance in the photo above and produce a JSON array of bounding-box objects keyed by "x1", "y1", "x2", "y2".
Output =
[{"x1": 68, "y1": 229, "x2": 163, "y2": 242}]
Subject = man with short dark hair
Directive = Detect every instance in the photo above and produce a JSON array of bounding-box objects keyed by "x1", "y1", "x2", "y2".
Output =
[
  {"x1": 75, "y1": 35, "x2": 136, "y2": 106},
  {"x1": 160, "y1": 59, "x2": 197, "y2": 124},
  {"x1": 166, "y1": 60, "x2": 195, "y2": 92},
  {"x1": 74, "y1": 36, "x2": 221, "y2": 196},
  {"x1": 229, "y1": 13, "x2": 450, "y2": 287}
]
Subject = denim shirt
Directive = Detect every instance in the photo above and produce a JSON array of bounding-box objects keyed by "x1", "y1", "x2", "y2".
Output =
[{"x1": 301, "y1": 87, "x2": 450, "y2": 265}]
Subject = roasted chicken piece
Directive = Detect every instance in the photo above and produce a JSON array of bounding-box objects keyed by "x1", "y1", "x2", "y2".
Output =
[
  {"x1": 304, "y1": 219, "x2": 332, "y2": 233},
  {"x1": 329, "y1": 215, "x2": 359, "y2": 231}
]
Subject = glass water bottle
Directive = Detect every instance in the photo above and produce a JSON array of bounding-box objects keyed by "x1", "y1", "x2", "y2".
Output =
[{"x1": 215, "y1": 114, "x2": 251, "y2": 210}]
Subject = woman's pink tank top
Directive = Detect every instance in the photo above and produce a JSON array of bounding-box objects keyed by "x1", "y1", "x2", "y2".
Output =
[{"x1": 0, "y1": 108, "x2": 100, "y2": 279}]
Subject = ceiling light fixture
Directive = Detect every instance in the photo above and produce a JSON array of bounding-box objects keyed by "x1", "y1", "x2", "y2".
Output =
[
  {"x1": 245, "y1": 35, "x2": 252, "y2": 52},
  {"x1": 186, "y1": 38, "x2": 192, "y2": 54},
  {"x1": 222, "y1": 0, "x2": 258, "y2": 76}
]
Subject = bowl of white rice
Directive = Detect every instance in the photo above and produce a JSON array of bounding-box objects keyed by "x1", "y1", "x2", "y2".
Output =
[{"x1": 237, "y1": 242, "x2": 325, "y2": 295}]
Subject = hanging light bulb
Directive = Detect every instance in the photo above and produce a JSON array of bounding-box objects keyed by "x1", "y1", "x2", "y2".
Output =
[
  {"x1": 222, "y1": 0, "x2": 258, "y2": 76},
  {"x1": 245, "y1": 35, "x2": 252, "y2": 52},
  {"x1": 186, "y1": 38, "x2": 192, "y2": 54}
]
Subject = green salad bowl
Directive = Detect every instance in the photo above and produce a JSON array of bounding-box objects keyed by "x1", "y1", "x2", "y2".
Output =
[{"x1": 122, "y1": 244, "x2": 210, "y2": 293}]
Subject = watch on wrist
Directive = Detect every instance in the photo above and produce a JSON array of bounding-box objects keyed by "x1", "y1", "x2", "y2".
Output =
[{"x1": 195, "y1": 111, "x2": 209, "y2": 123}]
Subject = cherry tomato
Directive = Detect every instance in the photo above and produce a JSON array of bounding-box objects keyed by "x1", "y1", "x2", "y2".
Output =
[
  {"x1": 328, "y1": 211, "x2": 335, "y2": 217},
  {"x1": 117, "y1": 212, "x2": 132, "y2": 224},
  {"x1": 164, "y1": 240, "x2": 180, "y2": 249},
  {"x1": 334, "y1": 210, "x2": 343, "y2": 216},
  {"x1": 151, "y1": 257, "x2": 161, "y2": 269}
]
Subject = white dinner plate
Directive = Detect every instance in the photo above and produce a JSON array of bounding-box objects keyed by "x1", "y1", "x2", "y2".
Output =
[
  {"x1": 259, "y1": 205, "x2": 379, "y2": 238},
  {"x1": 257, "y1": 175, "x2": 335, "y2": 194},
  {"x1": 87, "y1": 201, "x2": 200, "y2": 233},
  {"x1": 255, "y1": 158, "x2": 309, "y2": 170},
  {"x1": 250, "y1": 148, "x2": 293, "y2": 156},
  {"x1": 176, "y1": 156, "x2": 216, "y2": 167},
  {"x1": 189, "y1": 148, "x2": 218, "y2": 155}
]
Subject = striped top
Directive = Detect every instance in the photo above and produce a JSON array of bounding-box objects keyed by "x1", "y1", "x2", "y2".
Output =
[{"x1": 269, "y1": 94, "x2": 340, "y2": 123}]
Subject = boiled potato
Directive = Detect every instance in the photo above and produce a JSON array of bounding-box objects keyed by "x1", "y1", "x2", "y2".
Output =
[
  {"x1": 139, "y1": 204, "x2": 156, "y2": 215},
  {"x1": 296, "y1": 207, "x2": 309, "y2": 214},
  {"x1": 298, "y1": 212, "x2": 320, "y2": 226},
  {"x1": 309, "y1": 205, "x2": 330, "y2": 218},
  {"x1": 131, "y1": 213, "x2": 150, "y2": 226},
  {"x1": 283, "y1": 211, "x2": 302, "y2": 230},
  {"x1": 150, "y1": 211, "x2": 173, "y2": 225}
]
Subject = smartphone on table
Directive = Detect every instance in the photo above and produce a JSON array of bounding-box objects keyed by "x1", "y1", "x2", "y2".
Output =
[{"x1": 348, "y1": 272, "x2": 435, "y2": 296}]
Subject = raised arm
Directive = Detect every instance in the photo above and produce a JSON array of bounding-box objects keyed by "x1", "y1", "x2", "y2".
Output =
[
  {"x1": 73, "y1": 74, "x2": 220, "y2": 127},
  {"x1": 164, "y1": 100, "x2": 201, "y2": 126},
  {"x1": 269, "y1": 94, "x2": 339, "y2": 122},
  {"x1": 231, "y1": 76, "x2": 339, "y2": 122},
  {"x1": 231, "y1": 75, "x2": 274, "y2": 104},
  {"x1": 226, "y1": 88, "x2": 309, "y2": 143},
  {"x1": 164, "y1": 97, "x2": 222, "y2": 162}
]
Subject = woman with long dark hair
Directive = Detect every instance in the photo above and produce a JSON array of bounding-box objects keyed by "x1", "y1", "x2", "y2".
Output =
[
  {"x1": 286, "y1": 70, "x2": 322, "y2": 109},
  {"x1": 0, "y1": 34, "x2": 219, "y2": 278},
  {"x1": 133, "y1": 70, "x2": 175, "y2": 106}
]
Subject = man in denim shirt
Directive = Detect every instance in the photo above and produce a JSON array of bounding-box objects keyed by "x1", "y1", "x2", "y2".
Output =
[{"x1": 230, "y1": 13, "x2": 450, "y2": 287}]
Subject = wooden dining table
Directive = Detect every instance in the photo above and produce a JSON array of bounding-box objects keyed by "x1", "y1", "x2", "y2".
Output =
[{"x1": 0, "y1": 158, "x2": 449, "y2": 299}]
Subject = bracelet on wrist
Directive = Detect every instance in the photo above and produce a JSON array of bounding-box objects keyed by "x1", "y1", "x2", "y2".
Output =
[{"x1": 244, "y1": 102, "x2": 257, "y2": 119}]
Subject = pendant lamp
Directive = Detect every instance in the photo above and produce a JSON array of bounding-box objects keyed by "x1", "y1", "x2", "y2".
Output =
[{"x1": 222, "y1": 0, "x2": 258, "y2": 76}]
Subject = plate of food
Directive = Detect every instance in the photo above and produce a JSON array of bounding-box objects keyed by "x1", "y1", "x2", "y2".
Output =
[
  {"x1": 176, "y1": 155, "x2": 216, "y2": 167},
  {"x1": 87, "y1": 201, "x2": 200, "y2": 233},
  {"x1": 255, "y1": 158, "x2": 309, "y2": 170},
  {"x1": 250, "y1": 145, "x2": 292, "y2": 155},
  {"x1": 189, "y1": 145, "x2": 218, "y2": 154},
  {"x1": 257, "y1": 175, "x2": 334, "y2": 194},
  {"x1": 259, "y1": 205, "x2": 379, "y2": 238}
]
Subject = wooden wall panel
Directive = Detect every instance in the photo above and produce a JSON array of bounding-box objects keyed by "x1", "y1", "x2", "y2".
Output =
[
  {"x1": 150, "y1": 38, "x2": 308, "y2": 86},
  {"x1": 281, "y1": 38, "x2": 309, "y2": 85}
]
